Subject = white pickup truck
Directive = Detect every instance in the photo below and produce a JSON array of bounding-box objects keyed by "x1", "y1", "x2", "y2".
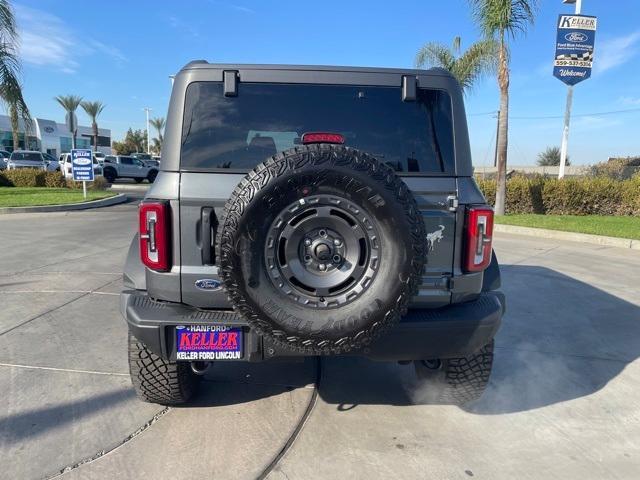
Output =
[{"x1": 103, "y1": 155, "x2": 159, "y2": 183}]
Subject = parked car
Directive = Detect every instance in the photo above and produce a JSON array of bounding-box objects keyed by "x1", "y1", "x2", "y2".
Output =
[
  {"x1": 131, "y1": 152, "x2": 159, "y2": 168},
  {"x1": 103, "y1": 155, "x2": 158, "y2": 183},
  {"x1": 58, "y1": 152, "x2": 103, "y2": 179},
  {"x1": 122, "y1": 62, "x2": 504, "y2": 407},
  {"x1": 94, "y1": 151, "x2": 106, "y2": 164},
  {"x1": 0, "y1": 150, "x2": 10, "y2": 170},
  {"x1": 42, "y1": 153, "x2": 61, "y2": 172},
  {"x1": 7, "y1": 150, "x2": 49, "y2": 171}
]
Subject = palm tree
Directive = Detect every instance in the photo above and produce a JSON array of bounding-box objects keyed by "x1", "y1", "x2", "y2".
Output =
[
  {"x1": 0, "y1": 0, "x2": 32, "y2": 150},
  {"x1": 415, "y1": 36, "x2": 498, "y2": 93},
  {"x1": 150, "y1": 117, "x2": 165, "y2": 143},
  {"x1": 80, "y1": 101, "x2": 105, "y2": 152},
  {"x1": 54, "y1": 95, "x2": 83, "y2": 148},
  {"x1": 469, "y1": 0, "x2": 538, "y2": 215}
]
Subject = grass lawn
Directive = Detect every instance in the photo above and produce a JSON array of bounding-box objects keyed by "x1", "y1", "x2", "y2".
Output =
[
  {"x1": 495, "y1": 214, "x2": 640, "y2": 240},
  {"x1": 0, "y1": 187, "x2": 116, "y2": 208}
]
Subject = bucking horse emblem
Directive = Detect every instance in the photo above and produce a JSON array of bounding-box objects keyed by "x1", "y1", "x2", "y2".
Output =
[{"x1": 426, "y1": 225, "x2": 445, "y2": 252}]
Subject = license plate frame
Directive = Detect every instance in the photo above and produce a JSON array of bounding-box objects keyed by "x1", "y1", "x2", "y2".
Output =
[{"x1": 175, "y1": 325, "x2": 243, "y2": 361}]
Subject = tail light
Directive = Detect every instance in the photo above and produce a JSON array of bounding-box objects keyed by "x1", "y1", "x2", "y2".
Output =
[
  {"x1": 139, "y1": 201, "x2": 171, "y2": 271},
  {"x1": 463, "y1": 206, "x2": 494, "y2": 272},
  {"x1": 301, "y1": 132, "x2": 345, "y2": 145}
]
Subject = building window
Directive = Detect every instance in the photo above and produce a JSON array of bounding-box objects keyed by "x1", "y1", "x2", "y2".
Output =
[{"x1": 81, "y1": 134, "x2": 112, "y2": 147}]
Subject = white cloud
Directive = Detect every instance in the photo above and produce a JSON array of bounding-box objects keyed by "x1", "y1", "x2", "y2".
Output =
[
  {"x1": 619, "y1": 96, "x2": 640, "y2": 106},
  {"x1": 15, "y1": 4, "x2": 127, "y2": 74},
  {"x1": 594, "y1": 31, "x2": 640, "y2": 73}
]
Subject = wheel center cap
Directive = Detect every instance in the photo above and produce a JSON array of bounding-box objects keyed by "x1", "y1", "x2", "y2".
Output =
[{"x1": 314, "y1": 243, "x2": 332, "y2": 261}]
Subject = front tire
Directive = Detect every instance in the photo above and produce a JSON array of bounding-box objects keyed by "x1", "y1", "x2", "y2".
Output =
[
  {"x1": 128, "y1": 332, "x2": 200, "y2": 405},
  {"x1": 134, "y1": 178, "x2": 144, "y2": 184},
  {"x1": 413, "y1": 340, "x2": 494, "y2": 405},
  {"x1": 147, "y1": 170, "x2": 158, "y2": 183},
  {"x1": 104, "y1": 168, "x2": 116, "y2": 184}
]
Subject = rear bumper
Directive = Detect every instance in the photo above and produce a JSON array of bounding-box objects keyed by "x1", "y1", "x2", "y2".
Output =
[{"x1": 121, "y1": 290, "x2": 505, "y2": 362}]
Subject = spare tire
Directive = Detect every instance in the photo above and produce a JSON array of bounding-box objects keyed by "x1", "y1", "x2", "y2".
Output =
[{"x1": 217, "y1": 144, "x2": 426, "y2": 354}]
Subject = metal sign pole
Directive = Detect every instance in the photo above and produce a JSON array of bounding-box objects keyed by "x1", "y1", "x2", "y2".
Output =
[
  {"x1": 82, "y1": 181, "x2": 87, "y2": 200},
  {"x1": 558, "y1": 0, "x2": 583, "y2": 179}
]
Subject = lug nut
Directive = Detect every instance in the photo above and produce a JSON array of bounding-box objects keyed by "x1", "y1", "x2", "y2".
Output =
[
  {"x1": 319, "y1": 264, "x2": 327, "y2": 271},
  {"x1": 304, "y1": 255, "x2": 312, "y2": 263},
  {"x1": 304, "y1": 238, "x2": 312, "y2": 246},
  {"x1": 319, "y1": 230, "x2": 327, "y2": 237},
  {"x1": 333, "y1": 238, "x2": 342, "y2": 247},
  {"x1": 332, "y1": 254, "x2": 342, "y2": 264}
]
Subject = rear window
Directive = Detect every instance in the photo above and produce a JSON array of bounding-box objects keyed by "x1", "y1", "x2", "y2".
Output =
[
  {"x1": 11, "y1": 152, "x2": 42, "y2": 161},
  {"x1": 180, "y1": 82, "x2": 455, "y2": 174}
]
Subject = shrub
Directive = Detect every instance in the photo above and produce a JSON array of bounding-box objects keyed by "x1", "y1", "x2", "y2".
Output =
[
  {"x1": 0, "y1": 169, "x2": 46, "y2": 187},
  {"x1": 476, "y1": 178, "x2": 495, "y2": 205},
  {"x1": 65, "y1": 176, "x2": 109, "y2": 190},
  {"x1": 476, "y1": 175, "x2": 639, "y2": 216},
  {"x1": 619, "y1": 173, "x2": 640, "y2": 216},
  {"x1": 542, "y1": 177, "x2": 621, "y2": 215},
  {"x1": 0, "y1": 172, "x2": 12, "y2": 187},
  {"x1": 590, "y1": 157, "x2": 640, "y2": 180},
  {"x1": 476, "y1": 175, "x2": 543, "y2": 214},
  {"x1": 44, "y1": 172, "x2": 67, "y2": 188}
]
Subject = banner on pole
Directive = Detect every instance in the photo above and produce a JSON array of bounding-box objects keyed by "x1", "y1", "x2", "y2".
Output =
[{"x1": 553, "y1": 14, "x2": 597, "y2": 86}]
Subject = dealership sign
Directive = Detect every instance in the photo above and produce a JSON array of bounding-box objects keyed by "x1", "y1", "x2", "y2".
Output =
[
  {"x1": 553, "y1": 14, "x2": 597, "y2": 85},
  {"x1": 71, "y1": 149, "x2": 94, "y2": 181}
]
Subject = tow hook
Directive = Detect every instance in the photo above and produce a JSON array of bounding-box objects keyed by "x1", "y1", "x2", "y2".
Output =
[{"x1": 190, "y1": 361, "x2": 212, "y2": 376}]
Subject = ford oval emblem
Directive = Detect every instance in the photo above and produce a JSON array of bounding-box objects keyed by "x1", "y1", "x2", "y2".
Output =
[
  {"x1": 565, "y1": 32, "x2": 588, "y2": 43},
  {"x1": 195, "y1": 279, "x2": 222, "y2": 291}
]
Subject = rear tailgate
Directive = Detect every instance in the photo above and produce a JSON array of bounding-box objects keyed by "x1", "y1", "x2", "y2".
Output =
[
  {"x1": 179, "y1": 173, "x2": 457, "y2": 309},
  {"x1": 403, "y1": 176, "x2": 456, "y2": 307}
]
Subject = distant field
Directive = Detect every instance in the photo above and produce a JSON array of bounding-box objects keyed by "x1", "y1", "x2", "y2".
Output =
[
  {"x1": 495, "y1": 214, "x2": 640, "y2": 240},
  {"x1": 0, "y1": 187, "x2": 115, "y2": 207}
]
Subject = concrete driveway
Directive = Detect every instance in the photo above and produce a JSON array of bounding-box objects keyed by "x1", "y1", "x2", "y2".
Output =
[{"x1": 1, "y1": 201, "x2": 639, "y2": 479}]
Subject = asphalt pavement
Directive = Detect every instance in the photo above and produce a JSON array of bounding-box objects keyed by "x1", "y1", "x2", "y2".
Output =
[{"x1": 1, "y1": 198, "x2": 639, "y2": 479}]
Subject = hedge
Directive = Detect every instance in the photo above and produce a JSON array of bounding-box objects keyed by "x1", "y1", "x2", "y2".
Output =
[
  {"x1": 0, "y1": 170, "x2": 107, "y2": 190},
  {"x1": 476, "y1": 174, "x2": 640, "y2": 216}
]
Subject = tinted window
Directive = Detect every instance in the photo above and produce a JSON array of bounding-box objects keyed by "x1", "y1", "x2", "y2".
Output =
[
  {"x1": 180, "y1": 82, "x2": 455, "y2": 173},
  {"x1": 10, "y1": 152, "x2": 42, "y2": 161},
  {"x1": 105, "y1": 156, "x2": 116, "y2": 163},
  {"x1": 120, "y1": 157, "x2": 133, "y2": 165}
]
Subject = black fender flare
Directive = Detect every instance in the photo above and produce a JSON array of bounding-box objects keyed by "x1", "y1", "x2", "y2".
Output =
[
  {"x1": 123, "y1": 234, "x2": 146, "y2": 290},
  {"x1": 481, "y1": 250, "x2": 501, "y2": 292}
]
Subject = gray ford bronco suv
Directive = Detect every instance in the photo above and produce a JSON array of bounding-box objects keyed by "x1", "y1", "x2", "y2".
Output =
[{"x1": 122, "y1": 62, "x2": 505, "y2": 406}]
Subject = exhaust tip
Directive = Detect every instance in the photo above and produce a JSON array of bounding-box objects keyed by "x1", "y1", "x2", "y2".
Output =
[{"x1": 190, "y1": 361, "x2": 212, "y2": 376}]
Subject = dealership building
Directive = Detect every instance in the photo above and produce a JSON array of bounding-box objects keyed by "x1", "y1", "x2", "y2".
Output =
[{"x1": 0, "y1": 115, "x2": 112, "y2": 156}]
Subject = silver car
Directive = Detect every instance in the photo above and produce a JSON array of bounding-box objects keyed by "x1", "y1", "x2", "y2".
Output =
[
  {"x1": 0, "y1": 150, "x2": 10, "y2": 170},
  {"x1": 7, "y1": 150, "x2": 52, "y2": 171}
]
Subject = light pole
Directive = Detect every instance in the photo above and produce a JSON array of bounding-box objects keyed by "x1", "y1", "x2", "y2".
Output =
[
  {"x1": 143, "y1": 107, "x2": 152, "y2": 153},
  {"x1": 558, "y1": 0, "x2": 582, "y2": 179}
]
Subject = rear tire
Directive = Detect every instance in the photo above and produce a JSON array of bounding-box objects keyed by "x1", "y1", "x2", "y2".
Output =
[
  {"x1": 413, "y1": 340, "x2": 494, "y2": 405},
  {"x1": 104, "y1": 168, "x2": 116, "y2": 184},
  {"x1": 128, "y1": 332, "x2": 200, "y2": 405}
]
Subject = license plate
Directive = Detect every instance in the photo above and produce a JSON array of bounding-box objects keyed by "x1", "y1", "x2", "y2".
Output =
[{"x1": 175, "y1": 325, "x2": 243, "y2": 361}]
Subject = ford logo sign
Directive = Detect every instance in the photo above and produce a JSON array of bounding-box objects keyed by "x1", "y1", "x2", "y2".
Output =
[
  {"x1": 565, "y1": 32, "x2": 588, "y2": 43},
  {"x1": 195, "y1": 279, "x2": 222, "y2": 291},
  {"x1": 74, "y1": 157, "x2": 92, "y2": 165}
]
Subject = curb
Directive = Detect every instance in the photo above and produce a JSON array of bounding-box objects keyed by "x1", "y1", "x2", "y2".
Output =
[
  {"x1": 108, "y1": 184, "x2": 149, "y2": 192},
  {"x1": 494, "y1": 224, "x2": 640, "y2": 250},
  {"x1": 0, "y1": 193, "x2": 128, "y2": 214}
]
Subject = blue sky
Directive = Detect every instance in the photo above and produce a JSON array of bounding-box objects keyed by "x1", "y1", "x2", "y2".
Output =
[{"x1": 12, "y1": 0, "x2": 640, "y2": 165}]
